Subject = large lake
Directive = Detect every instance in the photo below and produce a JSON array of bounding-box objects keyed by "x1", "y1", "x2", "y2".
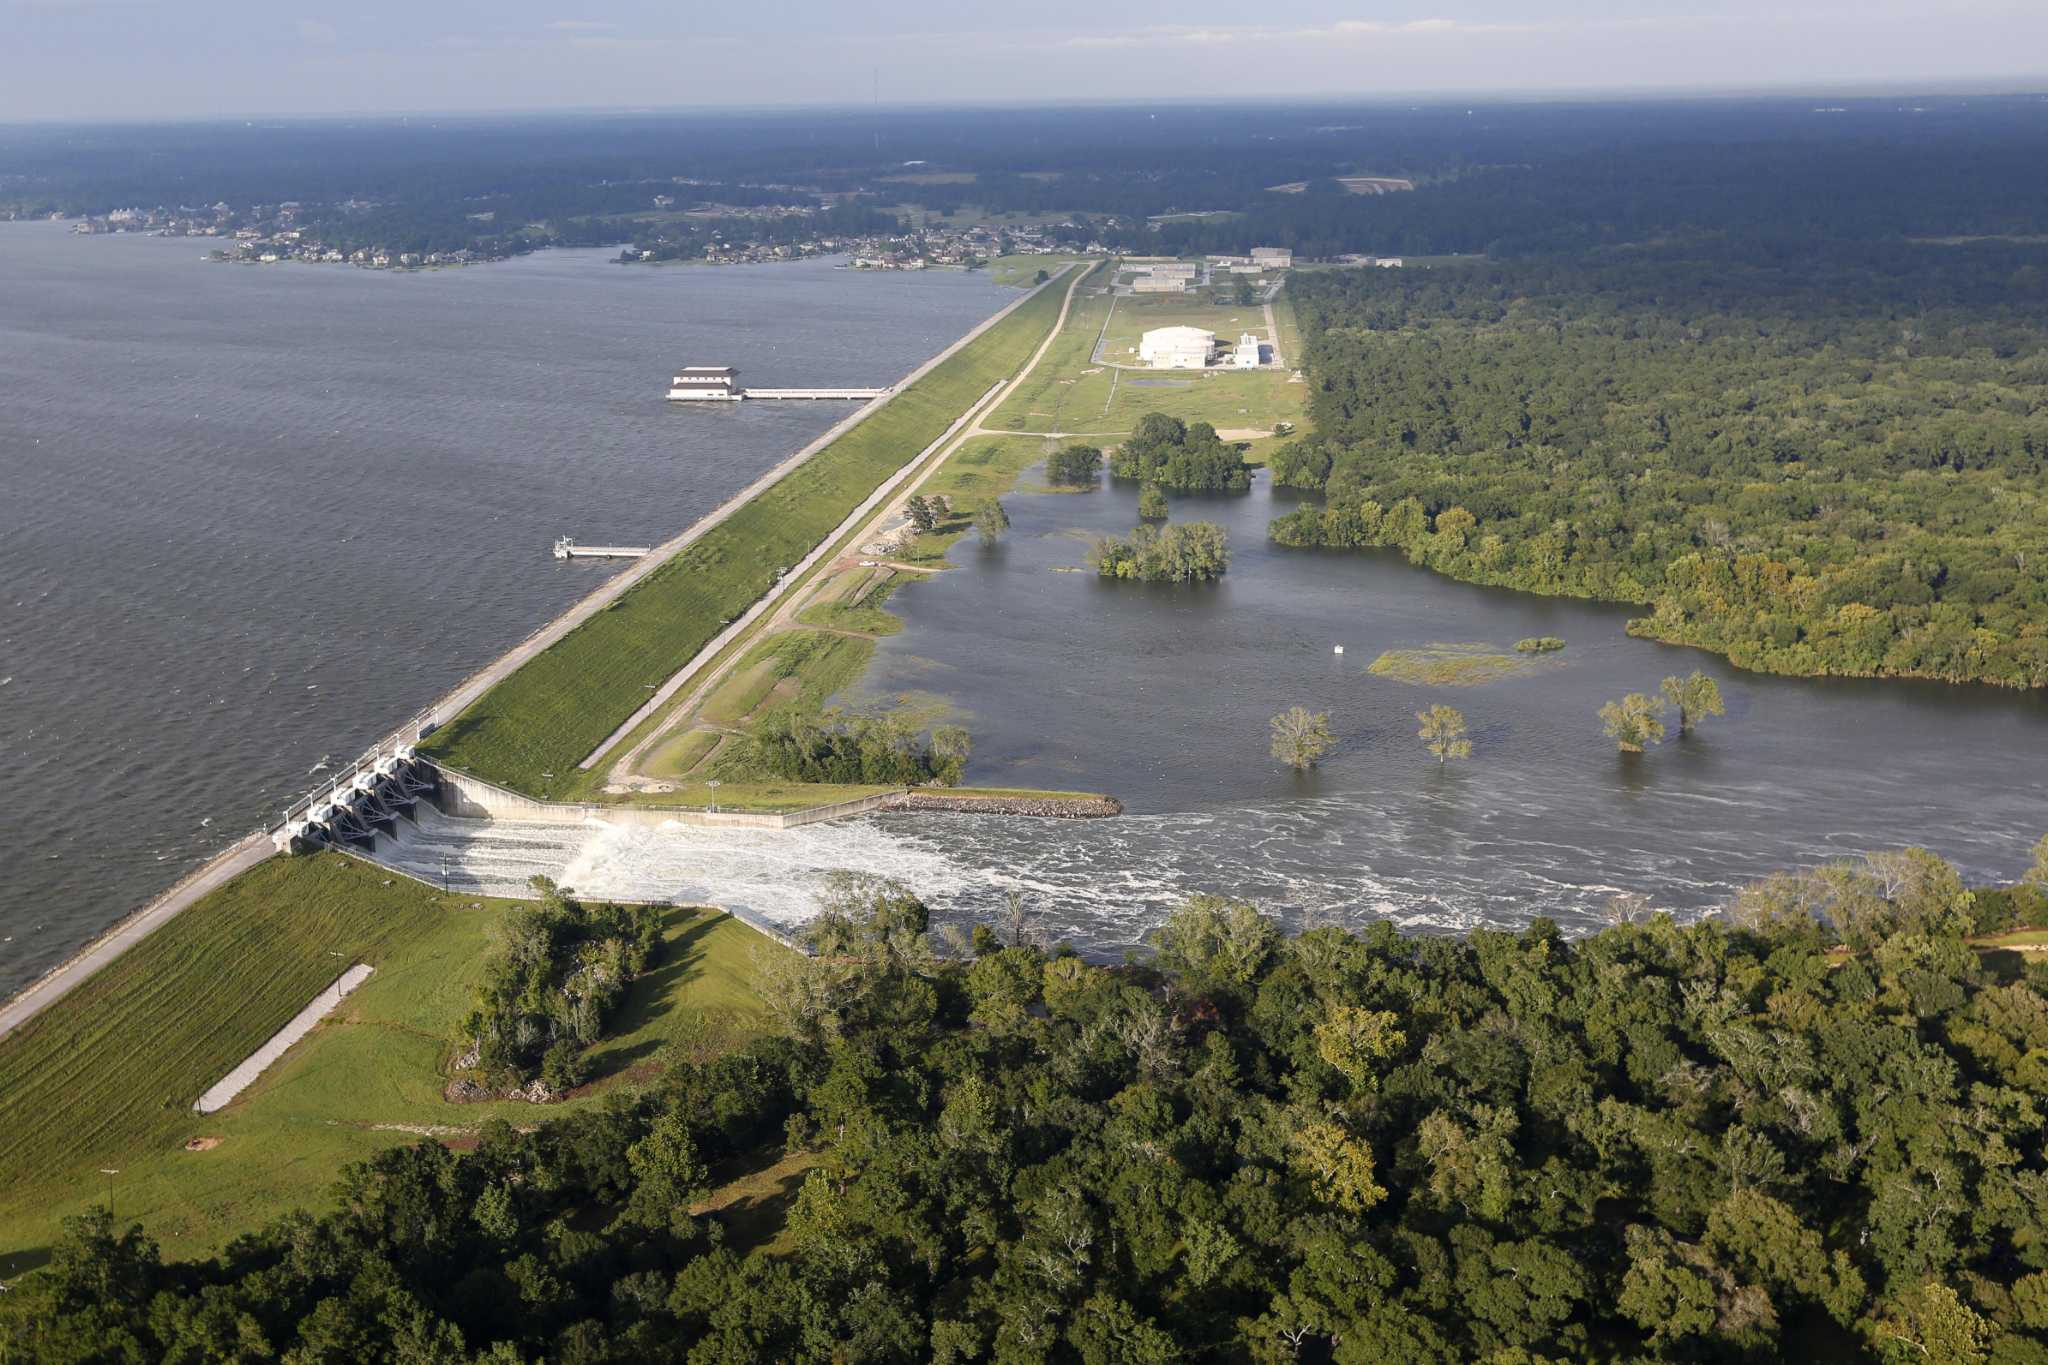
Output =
[
  {"x1": 375, "y1": 467, "x2": 2048, "y2": 956},
  {"x1": 0, "y1": 223, "x2": 1012, "y2": 996}
]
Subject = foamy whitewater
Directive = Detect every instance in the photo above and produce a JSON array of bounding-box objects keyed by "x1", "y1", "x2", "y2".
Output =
[{"x1": 375, "y1": 797, "x2": 1747, "y2": 958}]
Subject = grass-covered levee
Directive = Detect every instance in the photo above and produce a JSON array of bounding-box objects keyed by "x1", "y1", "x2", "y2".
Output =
[{"x1": 9, "y1": 841, "x2": 2048, "y2": 1363}]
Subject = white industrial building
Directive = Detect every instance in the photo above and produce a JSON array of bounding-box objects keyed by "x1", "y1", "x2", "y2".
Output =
[
  {"x1": 1139, "y1": 326, "x2": 1215, "y2": 369},
  {"x1": 1250, "y1": 246, "x2": 1293, "y2": 268},
  {"x1": 1133, "y1": 261, "x2": 1197, "y2": 278},
  {"x1": 1233, "y1": 333, "x2": 1263, "y2": 368},
  {"x1": 1132, "y1": 276, "x2": 1188, "y2": 293}
]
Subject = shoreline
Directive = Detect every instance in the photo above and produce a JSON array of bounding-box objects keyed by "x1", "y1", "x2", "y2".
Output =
[{"x1": 0, "y1": 268, "x2": 1078, "y2": 1042}]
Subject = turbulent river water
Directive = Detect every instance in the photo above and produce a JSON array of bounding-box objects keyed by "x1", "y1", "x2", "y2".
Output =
[
  {"x1": 0, "y1": 223, "x2": 1012, "y2": 996},
  {"x1": 374, "y1": 469, "x2": 2047, "y2": 957}
]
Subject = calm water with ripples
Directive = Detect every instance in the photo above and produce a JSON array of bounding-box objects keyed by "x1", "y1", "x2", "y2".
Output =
[{"x1": 0, "y1": 223, "x2": 1010, "y2": 994}]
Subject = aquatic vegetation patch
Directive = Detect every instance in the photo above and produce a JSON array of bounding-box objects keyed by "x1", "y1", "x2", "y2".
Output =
[{"x1": 1366, "y1": 642, "x2": 1560, "y2": 687}]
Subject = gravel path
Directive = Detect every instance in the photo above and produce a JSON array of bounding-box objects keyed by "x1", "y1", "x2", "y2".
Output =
[{"x1": 193, "y1": 963, "x2": 373, "y2": 1113}]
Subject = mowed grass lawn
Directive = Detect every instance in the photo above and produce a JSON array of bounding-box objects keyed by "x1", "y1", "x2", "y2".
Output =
[
  {"x1": 1098, "y1": 288, "x2": 1271, "y2": 360},
  {"x1": 419, "y1": 269, "x2": 1072, "y2": 795},
  {"x1": 986, "y1": 277, "x2": 1304, "y2": 441},
  {"x1": 0, "y1": 855, "x2": 781, "y2": 1264}
]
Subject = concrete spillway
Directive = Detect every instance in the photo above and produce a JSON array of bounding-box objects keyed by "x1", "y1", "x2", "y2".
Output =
[{"x1": 273, "y1": 742, "x2": 437, "y2": 854}]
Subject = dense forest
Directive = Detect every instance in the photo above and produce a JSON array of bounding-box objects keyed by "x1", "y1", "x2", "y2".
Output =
[
  {"x1": 10, "y1": 851, "x2": 2048, "y2": 1361},
  {"x1": 1269, "y1": 245, "x2": 2048, "y2": 688}
]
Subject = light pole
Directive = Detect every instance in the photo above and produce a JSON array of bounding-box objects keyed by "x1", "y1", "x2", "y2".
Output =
[
  {"x1": 98, "y1": 1168, "x2": 118, "y2": 1222},
  {"x1": 706, "y1": 780, "x2": 722, "y2": 814}
]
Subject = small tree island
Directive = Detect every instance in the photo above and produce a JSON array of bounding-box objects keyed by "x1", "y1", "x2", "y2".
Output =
[{"x1": 1091, "y1": 520, "x2": 1229, "y2": 583}]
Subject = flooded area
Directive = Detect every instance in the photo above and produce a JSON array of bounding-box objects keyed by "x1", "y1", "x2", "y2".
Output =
[{"x1": 377, "y1": 464, "x2": 2048, "y2": 955}]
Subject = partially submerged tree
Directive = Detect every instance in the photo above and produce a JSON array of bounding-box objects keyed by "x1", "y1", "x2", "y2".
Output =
[
  {"x1": 1045, "y1": 444, "x2": 1103, "y2": 486},
  {"x1": 1661, "y1": 670, "x2": 1727, "y2": 734},
  {"x1": 1138, "y1": 483, "x2": 1168, "y2": 519},
  {"x1": 1600, "y1": 693, "x2": 1668, "y2": 752},
  {"x1": 1416, "y1": 704, "x2": 1472, "y2": 764},
  {"x1": 1091, "y1": 521, "x2": 1228, "y2": 582},
  {"x1": 974, "y1": 498, "x2": 1010, "y2": 547},
  {"x1": 1271, "y1": 705, "x2": 1336, "y2": 769}
]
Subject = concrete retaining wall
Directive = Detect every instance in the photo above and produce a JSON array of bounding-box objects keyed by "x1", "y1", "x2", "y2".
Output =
[{"x1": 431, "y1": 764, "x2": 906, "y2": 831}]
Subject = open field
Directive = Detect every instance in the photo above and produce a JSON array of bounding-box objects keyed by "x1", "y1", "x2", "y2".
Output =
[
  {"x1": 0, "y1": 854, "x2": 780, "y2": 1262},
  {"x1": 644, "y1": 726, "x2": 725, "y2": 779},
  {"x1": 1097, "y1": 291, "x2": 1271, "y2": 362},
  {"x1": 700, "y1": 630, "x2": 875, "y2": 730},
  {"x1": 981, "y1": 281, "x2": 1121, "y2": 432},
  {"x1": 420, "y1": 272, "x2": 1069, "y2": 797},
  {"x1": 1265, "y1": 175, "x2": 1414, "y2": 194},
  {"x1": 797, "y1": 565, "x2": 905, "y2": 635}
]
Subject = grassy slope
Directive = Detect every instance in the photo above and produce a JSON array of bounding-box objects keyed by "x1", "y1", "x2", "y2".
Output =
[
  {"x1": 0, "y1": 855, "x2": 779, "y2": 1264},
  {"x1": 419, "y1": 274, "x2": 1071, "y2": 796}
]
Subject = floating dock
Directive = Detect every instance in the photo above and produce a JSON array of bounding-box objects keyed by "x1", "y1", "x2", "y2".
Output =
[
  {"x1": 552, "y1": 537, "x2": 649, "y2": 560},
  {"x1": 667, "y1": 365, "x2": 884, "y2": 402}
]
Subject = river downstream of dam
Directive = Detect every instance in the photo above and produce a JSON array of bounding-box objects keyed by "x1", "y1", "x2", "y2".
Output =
[
  {"x1": 0, "y1": 224, "x2": 1013, "y2": 996},
  {"x1": 373, "y1": 469, "x2": 2048, "y2": 955}
]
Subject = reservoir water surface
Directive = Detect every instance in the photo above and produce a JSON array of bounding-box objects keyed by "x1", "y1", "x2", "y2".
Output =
[{"x1": 0, "y1": 224, "x2": 1011, "y2": 995}]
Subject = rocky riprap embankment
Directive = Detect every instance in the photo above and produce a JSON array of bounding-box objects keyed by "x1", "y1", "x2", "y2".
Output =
[
  {"x1": 891, "y1": 792, "x2": 1122, "y2": 818},
  {"x1": 444, "y1": 1042, "x2": 560, "y2": 1104}
]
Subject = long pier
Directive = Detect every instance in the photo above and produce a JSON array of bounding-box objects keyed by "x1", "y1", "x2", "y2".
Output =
[
  {"x1": 741, "y1": 387, "x2": 885, "y2": 401},
  {"x1": 553, "y1": 537, "x2": 649, "y2": 560}
]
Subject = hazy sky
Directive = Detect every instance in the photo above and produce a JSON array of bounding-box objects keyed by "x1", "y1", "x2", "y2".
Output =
[{"x1": 4, "y1": 1, "x2": 2046, "y2": 122}]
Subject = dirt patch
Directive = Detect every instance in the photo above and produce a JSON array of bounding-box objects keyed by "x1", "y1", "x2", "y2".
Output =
[{"x1": 183, "y1": 1136, "x2": 222, "y2": 1152}]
